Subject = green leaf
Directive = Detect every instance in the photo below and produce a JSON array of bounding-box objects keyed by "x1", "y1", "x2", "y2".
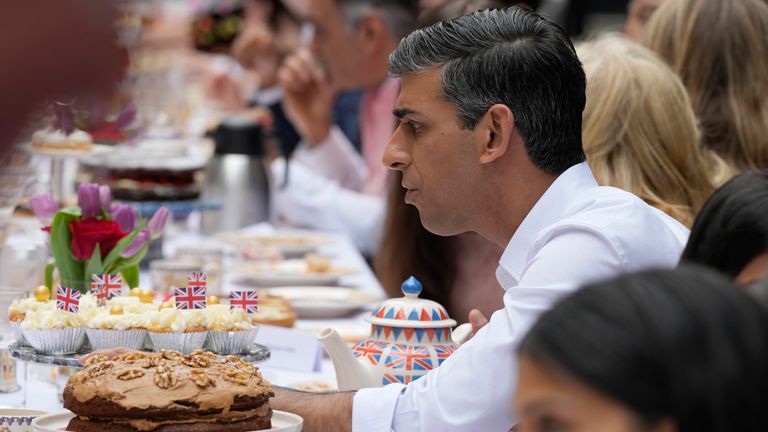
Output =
[
  {"x1": 58, "y1": 206, "x2": 82, "y2": 217},
  {"x1": 120, "y1": 265, "x2": 140, "y2": 289},
  {"x1": 44, "y1": 262, "x2": 56, "y2": 290},
  {"x1": 83, "y1": 244, "x2": 104, "y2": 294},
  {"x1": 107, "y1": 244, "x2": 149, "y2": 275},
  {"x1": 49, "y1": 211, "x2": 84, "y2": 290},
  {"x1": 102, "y1": 220, "x2": 146, "y2": 271}
]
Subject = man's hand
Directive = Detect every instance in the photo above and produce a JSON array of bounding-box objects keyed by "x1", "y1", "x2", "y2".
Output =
[
  {"x1": 232, "y1": 25, "x2": 273, "y2": 71},
  {"x1": 277, "y1": 49, "x2": 334, "y2": 147},
  {"x1": 79, "y1": 347, "x2": 138, "y2": 365},
  {"x1": 468, "y1": 309, "x2": 489, "y2": 339}
]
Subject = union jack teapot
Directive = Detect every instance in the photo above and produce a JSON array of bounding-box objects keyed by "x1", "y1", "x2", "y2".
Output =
[{"x1": 318, "y1": 277, "x2": 469, "y2": 390}]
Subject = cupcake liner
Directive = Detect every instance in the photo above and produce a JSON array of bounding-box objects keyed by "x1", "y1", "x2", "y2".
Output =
[
  {"x1": 149, "y1": 331, "x2": 208, "y2": 354},
  {"x1": 23, "y1": 328, "x2": 86, "y2": 355},
  {"x1": 86, "y1": 329, "x2": 148, "y2": 351},
  {"x1": 9, "y1": 321, "x2": 29, "y2": 347},
  {"x1": 204, "y1": 328, "x2": 259, "y2": 355}
]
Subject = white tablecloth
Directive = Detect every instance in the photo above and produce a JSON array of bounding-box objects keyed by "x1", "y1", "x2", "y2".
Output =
[{"x1": 0, "y1": 221, "x2": 384, "y2": 412}]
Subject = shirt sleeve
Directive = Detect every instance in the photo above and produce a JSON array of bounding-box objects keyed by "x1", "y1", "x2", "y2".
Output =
[
  {"x1": 272, "y1": 158, "x2": 385, "y2": 255},
  {"x1": 292, "y1": 125, "x2": 368, "y2": 191},
  {"x1": 350, "y1": 228, "x2": 628, "y2": 432}
]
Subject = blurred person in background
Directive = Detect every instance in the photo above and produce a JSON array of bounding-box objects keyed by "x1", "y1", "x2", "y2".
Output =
[
  {"x1": 226, "y1": 0, "x2": 363, "y2": 160},
  {"x1": 268, "y1": 0, "x2": 420, "y2": 254},
  {"x1": 681, "y1": 171, "x2": 768, "y2": 287},
  {"x1": 418, "y1": 0, "x2": 539, "y2": 25},
  {"x1": 624, "y1": 0, "x2": 666, "y2": 40},
  {"x1": 642, "y1": 0, "x2": 768, "y2": 173},
  {"x1": 516, "y1": 266, "x2": 768, "y2": 432},
  {"x1": 0, "y1": 0, "x2": 124, "y2": 157},
  {"x1": 577, "y1": 34, "x2": 727, "y2": 228}
]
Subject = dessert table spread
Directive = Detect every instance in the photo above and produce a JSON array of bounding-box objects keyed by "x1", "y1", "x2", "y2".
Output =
[{"x1": 0, "y1": 219, "x2": 384, "y2": 413}]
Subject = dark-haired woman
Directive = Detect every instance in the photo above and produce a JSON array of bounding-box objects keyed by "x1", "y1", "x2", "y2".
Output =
[
  {"x1": 680, "y1": 171, "x2": 768, "y2": 286},
  {"x1": 515, "y1": 266, "x2": 768, "y2": 432}
]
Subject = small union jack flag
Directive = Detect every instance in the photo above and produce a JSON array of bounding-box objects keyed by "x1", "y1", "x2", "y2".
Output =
[
  {"x1": 56, "y1": 286, "x2": 81, "y2": 314},
  {"x1": 188, "y1": 271, "x2": 207, "y2": 289},
  {"x1": 174, "y1": 285, "x2": 207, "y2": 310},
  {"x1": 230, "y1": 291, "x2": 259, "y2": 314},
  {"x1": 91, "y1": 283, "x2": 107, "y2": 307},
  {"x1": 91, "y1": 274, "x2": 123, "y2": 299}
]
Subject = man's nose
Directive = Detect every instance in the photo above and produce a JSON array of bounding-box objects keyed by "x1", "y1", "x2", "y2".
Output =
[{"x1": 383, "y1": 129, "x2": 411, "y2": 170}]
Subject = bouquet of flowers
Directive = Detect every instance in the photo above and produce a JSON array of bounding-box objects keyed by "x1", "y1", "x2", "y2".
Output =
[{"x1": 30, "y1": 183, "x2": 169, "y2": 293}]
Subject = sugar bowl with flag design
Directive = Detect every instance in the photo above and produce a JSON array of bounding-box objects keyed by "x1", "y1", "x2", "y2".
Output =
[{"x1": 318, "y1": 277, "x2": 465, "y2": 390}]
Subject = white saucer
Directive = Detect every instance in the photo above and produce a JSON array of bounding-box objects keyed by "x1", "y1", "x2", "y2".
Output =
[
  {"x1": 267, "y1": 286, "x2": 379, "y2": 319},
  {"x1": 32, "y1": 410, "x2": 303, "y2": 431}
]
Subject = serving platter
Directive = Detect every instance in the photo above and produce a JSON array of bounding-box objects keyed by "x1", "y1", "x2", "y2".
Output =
[
  {"x1": 32, "y1": 410, "x2": 303, "y2": 432},
  {"x1": 8, "y1": 342, "x2": 270, "y2": 368}
]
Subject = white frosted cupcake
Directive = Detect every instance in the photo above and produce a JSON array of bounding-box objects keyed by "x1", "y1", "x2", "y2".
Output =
[
  {"x1": 7, "y1": 297, "x2": 54, "y2": 347},
  {"x1": 146, "y1": 308, "x2": 208, "y2": 354},
  {"x1": 84, "y1": 307, "x2": 148, "y2": 350},
  {"x1": 20, "y1": 309, "x2": 86, "y2": 355},
  {"x1": 67, "y1": 130, "x2": 93, "y2": 151},
  {"x1": 107, "y1": 296, "x2": 160, "y2": 314},
  {"x1": 203, "y1": 305, "x2": 259, "y2": 355}
]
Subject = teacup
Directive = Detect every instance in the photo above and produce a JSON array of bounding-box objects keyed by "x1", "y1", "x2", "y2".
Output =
[{"x1": 0, "y1": 408, "x2": 47, "y2": 432}]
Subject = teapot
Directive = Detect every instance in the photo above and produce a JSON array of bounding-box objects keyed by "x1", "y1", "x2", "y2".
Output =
[{"x1": 318, "y1": 277, "x2": 472, "y2": 391}]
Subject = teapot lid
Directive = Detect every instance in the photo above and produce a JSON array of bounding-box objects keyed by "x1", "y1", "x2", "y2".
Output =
[{"x1": 366, "y1": 277, "x2": 457, "y2": 329}]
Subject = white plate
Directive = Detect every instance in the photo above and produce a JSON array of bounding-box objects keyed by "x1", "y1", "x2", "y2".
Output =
[
  {"x1": 218, "y1": 233, "x2": 333, "y2": 257},
  {"x1": 267, "y1": 286, "x2": 379, "y2": 319},
  {"x1": 30, "y1": 144, "x2": 114, "y2": 160},
  {"x1": 32, "y1": 410, "x2": 303, "y2": 431},
  {"x1": 234, "y1": 260, "x2": 357, "y2": 287}
]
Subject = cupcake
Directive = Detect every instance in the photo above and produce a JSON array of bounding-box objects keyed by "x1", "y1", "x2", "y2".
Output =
[
  {"x1": 146, "y1": 308, "x2": 208, "y2": 354},
  {"x1": 20, "y1": 309, "x2": 86, "y2": 355},
  {"x1": 204, "y1": 304, "x2": 259, "y2": 355},
  {"x1": 84, "y1": 306, "x2": 148, "y2": 350},
  {"x1": 67, "y1": 130, "x2": 93, "y2": 151},
  {"x1": 7, "y1": 296, "x2": 55, "y2": 347}
]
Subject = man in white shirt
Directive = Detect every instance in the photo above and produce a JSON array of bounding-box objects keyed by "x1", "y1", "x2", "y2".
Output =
[{"x1": 277, "y1": 8, "x2": 690, "y2": 431}]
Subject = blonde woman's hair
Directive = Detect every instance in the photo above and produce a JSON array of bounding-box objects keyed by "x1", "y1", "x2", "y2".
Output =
[
  {"x1": 642, "y1": 0, "x2": 768, "y2": 172},
  {"x1": 578, "y1": 34, "x2": 728, "y2": 227}
]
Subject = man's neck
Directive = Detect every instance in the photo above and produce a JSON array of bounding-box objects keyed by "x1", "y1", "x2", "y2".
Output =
[{"x1": 476, "y1": 170, "x2": 558, "y2": 249}]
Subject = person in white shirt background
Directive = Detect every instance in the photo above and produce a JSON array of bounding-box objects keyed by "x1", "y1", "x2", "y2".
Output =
[
  {"x1": 271, "y1": 0, "x2": 419, "y2": 254},
  {"x1": 269, "y1": 7, "x2": 688, "y2": 431}
]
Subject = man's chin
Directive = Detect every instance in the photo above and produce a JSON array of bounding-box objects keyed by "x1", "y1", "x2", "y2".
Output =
[{"x1": 418, "y1": 213, "x2": 465, "y2": 237}]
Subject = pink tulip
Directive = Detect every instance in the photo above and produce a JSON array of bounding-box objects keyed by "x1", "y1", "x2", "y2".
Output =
[
  {"x1": 121, "y1": 229, "x2": 149, "y2": 258},
  {"x1": 29, "y1": 194, "x2": 58, "y2": 226},
  {"x1": 99, "y1": 185, "x2": 112, "y2": 214},
  {"x1": 77, "y1": 183, "x2": 100, "y2": 219},
  {"x1": 148, "y1": 207, "x2": 170, "y2": 240},
  {"x1": 111, "y1": 204, "x2": 137, "y2": 232}
]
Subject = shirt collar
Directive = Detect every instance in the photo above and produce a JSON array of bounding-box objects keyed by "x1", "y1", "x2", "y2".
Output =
[{"x1": 498, "y1": 162, "x2": 598, "y2": 282}]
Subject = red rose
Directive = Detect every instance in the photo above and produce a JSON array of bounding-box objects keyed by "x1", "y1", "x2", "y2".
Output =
[{"x1": 69, "y1": 219, "x2": 127, "y2": 261}]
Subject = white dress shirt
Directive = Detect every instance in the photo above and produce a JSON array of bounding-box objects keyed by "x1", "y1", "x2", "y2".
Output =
[{"x1": 352, "y1": 162, "x2": 689, "y2": 431}]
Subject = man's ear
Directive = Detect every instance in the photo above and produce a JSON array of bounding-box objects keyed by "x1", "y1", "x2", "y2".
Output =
[{"x1": 479, "y1": 104, "x2": 515, "y2": 165}]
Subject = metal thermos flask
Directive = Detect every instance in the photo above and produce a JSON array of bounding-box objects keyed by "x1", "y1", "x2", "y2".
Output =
[{"x1": 201, "y1": 117, "x2": 272, "y2": 234}]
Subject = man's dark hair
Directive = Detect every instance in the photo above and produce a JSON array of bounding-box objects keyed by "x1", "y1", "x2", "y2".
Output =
[
  {"x1": 521, "y1": 266, "x2": 768, "y2": 432},
  {"x1": 389, "y1": 7, "x2": 586, "y2": 174},
  {"x1": 681, "y1": 171, "x2": 768, "y2": 278}
]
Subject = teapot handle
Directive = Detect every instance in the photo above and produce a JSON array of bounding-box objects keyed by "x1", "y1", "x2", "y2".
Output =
[{"x1": 451, "y1": 323, "x2": 473, "y2": 345}]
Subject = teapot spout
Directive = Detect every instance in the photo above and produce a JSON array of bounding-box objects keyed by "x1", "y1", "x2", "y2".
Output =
[{"x1": 317, "y1": 328, "x2": 377, "y2": 391}]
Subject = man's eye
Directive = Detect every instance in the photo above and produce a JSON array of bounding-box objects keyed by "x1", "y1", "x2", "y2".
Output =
[
  {"x1": 407, "y1": 121, "x2": 423, "y2": 134},
  {"x1": 537, "y1": 417, "x2": 569, "y2": 432}
]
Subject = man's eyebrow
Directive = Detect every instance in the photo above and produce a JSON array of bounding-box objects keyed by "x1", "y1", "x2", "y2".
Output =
[{"x1": 393, "y1": 108, "x2": 418, "y2": 119}]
